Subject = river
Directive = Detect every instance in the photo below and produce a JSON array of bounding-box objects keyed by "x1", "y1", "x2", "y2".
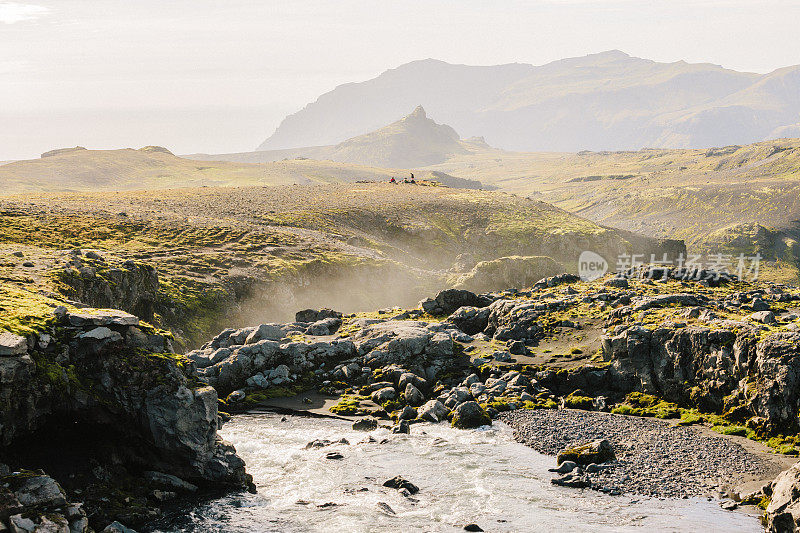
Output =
[{"x1": 154, "y1": 412, "x2": 761, "y2": 532}]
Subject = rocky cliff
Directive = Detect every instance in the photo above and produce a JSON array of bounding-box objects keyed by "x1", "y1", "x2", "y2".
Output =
[{"x1": 0, "y1": 302, "x2": 251, "y2": 531}]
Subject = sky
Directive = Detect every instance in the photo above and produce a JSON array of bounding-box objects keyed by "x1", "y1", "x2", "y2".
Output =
[{"x1": 1, "y1": 0, "x2": 799, "y2": 160}]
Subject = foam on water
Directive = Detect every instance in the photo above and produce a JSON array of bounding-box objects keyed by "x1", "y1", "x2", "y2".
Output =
[{"x1": 156, "y1": 412, "x2": 761, "y2": 532}]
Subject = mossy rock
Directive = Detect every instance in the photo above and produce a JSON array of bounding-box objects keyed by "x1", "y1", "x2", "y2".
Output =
[
  {"x1": 451, "y1": 401, "x2": 491, "y2": 429},
  {"x1": 556, "y1": 439, "x2": 615, "y2": 465}
]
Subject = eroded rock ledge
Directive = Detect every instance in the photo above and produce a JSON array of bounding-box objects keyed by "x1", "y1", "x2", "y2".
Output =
[{"x1": 0, "y1": 307, "x2": 250, "y2": 531}]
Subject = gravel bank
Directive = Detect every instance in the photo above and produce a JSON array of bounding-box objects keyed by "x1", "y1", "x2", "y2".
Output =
[{"x1": 501, "y1": 409, "x2": 771, "y2": 498}]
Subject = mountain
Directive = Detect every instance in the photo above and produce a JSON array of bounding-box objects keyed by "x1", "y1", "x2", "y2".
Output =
[
  {"x1": 325, "y1": 105, "x2": 467, "y2": 167},
  {"x1": 257, "y1": 51, "x2": 800, "y2": 152},
  {"x1": 192, "y1": 106, "x2": 491, "y2": 169}
]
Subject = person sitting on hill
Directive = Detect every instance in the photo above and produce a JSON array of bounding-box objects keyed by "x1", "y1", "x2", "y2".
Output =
[
  {"x1": 409, "y1": 172, "x2": 416, "y2": 184},
  {"x1": 389, "y1": 177, "x2": 396, "y2": 183}
]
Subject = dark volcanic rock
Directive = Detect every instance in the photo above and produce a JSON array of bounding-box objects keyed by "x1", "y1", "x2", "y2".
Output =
[
  {"x1": 420, "y1": 289, "x2": 491, "y2": 316},
  {"x1": 0, "y1": 308, "x2": 250, "y2": 531}
]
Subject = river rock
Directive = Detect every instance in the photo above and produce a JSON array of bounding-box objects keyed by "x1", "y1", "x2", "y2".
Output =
[
  {"x1": 383, "y1": 476, "x2": 419, "y2": 494},
  {"x1": 143, "y1": 471, "x2": 198, "y2": 493},
  {"x1": 556, "y1": 439, "x2": 615, "y2": 465},
  {"x1": 371, "y1": 387, "x2": 396, "y2": 405},
  {"x1": 398, "y1": 405, "x2": 417, "y2": 421},
  {"x1": 101, "y1": 521, "x2": 137, "y2": 533},
  {"x1": 418, "y1": 400, "x2": 449, "y2": 423},
  {"x1": 451, "y1": 401, "x2": 491, "y2": 429},
  {"x1": 404, "y1": 383, "x2": 425, "y2": 406},
  {"x1": 352, "y1": 416, "x2": 378, "y2": 431},
  {"x1": 548, "y1": 461, "x2": 578, "y2": 474}
]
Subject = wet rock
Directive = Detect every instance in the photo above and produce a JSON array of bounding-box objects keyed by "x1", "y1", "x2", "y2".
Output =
[
  {"x1": 151, "y1": 490, "x2": 177, "y2": 502},
  {"x1": 325, "y1": 452, "x2": 344, "y2": 460},
  {"x1": 451, "y1": 401, "x2": 491, "y2": 429},
  {"x1": 548, "y1": 461, "x2": 578, "y2": 474},
  {"x1": 376, "y1": 502, "x2": 395, "y2": 515},
  {"x1": 551, "y1": 473, "x2": 591, "y2": 489},
  {"x1": 143, "y1": 471, "x2": 198, "y2": 493},
  {"x1": 392, "y1": 420, "x2": 411, "y2": 434},
  {"x1": 383, "y1": 476, "x2": 419, "y2": 494},
  {"x1": 101, "y1": 521, "x2": 137, "y2": 533},
  {"x1": 398, "y1": 405, "x2": 417, "y2": 420},
  {"x1": 352, "y1": 417, "x2": 378, "y2": 431},
  {"x1": 418, "y1": 400, "x2": 449, "y2": 423},
  {"x1": 464, "y1": 524, "x2": 484, "y2": 532}
]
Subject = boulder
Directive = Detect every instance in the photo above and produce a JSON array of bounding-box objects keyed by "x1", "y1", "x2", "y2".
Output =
[
  {"x1": 450, "y1": 401, "x2": 491, "y2": 429},
  {"x1": 295, "y1": 308, "x2": 342, "y2": 323},
  {"x1": 420, "y1": 289, "x2": 491, "y2": 316},
  {"x1": 446, "y1": 306, "x2": 490, "y2": 335},
  {"x1": 404, "y1": 383, "x2": 425, "y2": 406},
  {"x1": 370, "y1": 387, "x2": 396, "y2": 405},
  {"x1": 418, "y1": 400, "x2": 449, "y2": 423},
  {"x1": 397, "y1": 372, "x2": 427, "y2": 392},
  {"x1": 556, "y1": 439, "x2": 615, "y2": 465},
  {"x1": 0, "y1": 332, "x2": 27, "y2": 356},
  {"x1": 306, "y1": 317, "x2": 342, "y2": 336},
  {"x1": 751, "y1": 311, "x2": 776, "y2": 324},
  {"x1": 766, "y1": 462, "x2": 800, "y2": 531},
  {"x1": 383, "y1": 476, "x2": 419, "y2": 494},
  {"x1": 398, "y1": 405, "x2": 417, "y2": 420},
  {"x1": 352, "y1": 417, "x2": 378, "y2": 431},
  {"x1": 11, "y1": 474, "x2": 67, "y2": 508},
  {"x1": 245, "y1": 324, "x2": 284, "y2": 344}
]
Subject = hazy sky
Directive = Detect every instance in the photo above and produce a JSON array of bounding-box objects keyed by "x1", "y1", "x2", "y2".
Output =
[{"x1": 2, "y1": 0, "x2": 799, "y2": 160}]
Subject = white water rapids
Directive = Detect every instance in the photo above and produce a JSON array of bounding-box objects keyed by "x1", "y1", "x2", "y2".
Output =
[{"x1": 155, "y1": 412, "x2": 761, "y2": 532}]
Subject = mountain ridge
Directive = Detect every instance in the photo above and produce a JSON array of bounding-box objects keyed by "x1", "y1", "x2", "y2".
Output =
[{"x1": 258, "y1": 51, "x2": 799, "y2": 152}]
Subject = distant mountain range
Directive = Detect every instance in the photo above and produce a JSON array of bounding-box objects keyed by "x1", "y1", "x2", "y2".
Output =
[{"x1": 257, "y1": 50, "x2": 800, "y2": 152}]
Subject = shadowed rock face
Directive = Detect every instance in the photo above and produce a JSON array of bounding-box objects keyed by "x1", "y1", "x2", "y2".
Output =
[{"x1": 0, "y1": 308, "x2": 249, "y2": 530}]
